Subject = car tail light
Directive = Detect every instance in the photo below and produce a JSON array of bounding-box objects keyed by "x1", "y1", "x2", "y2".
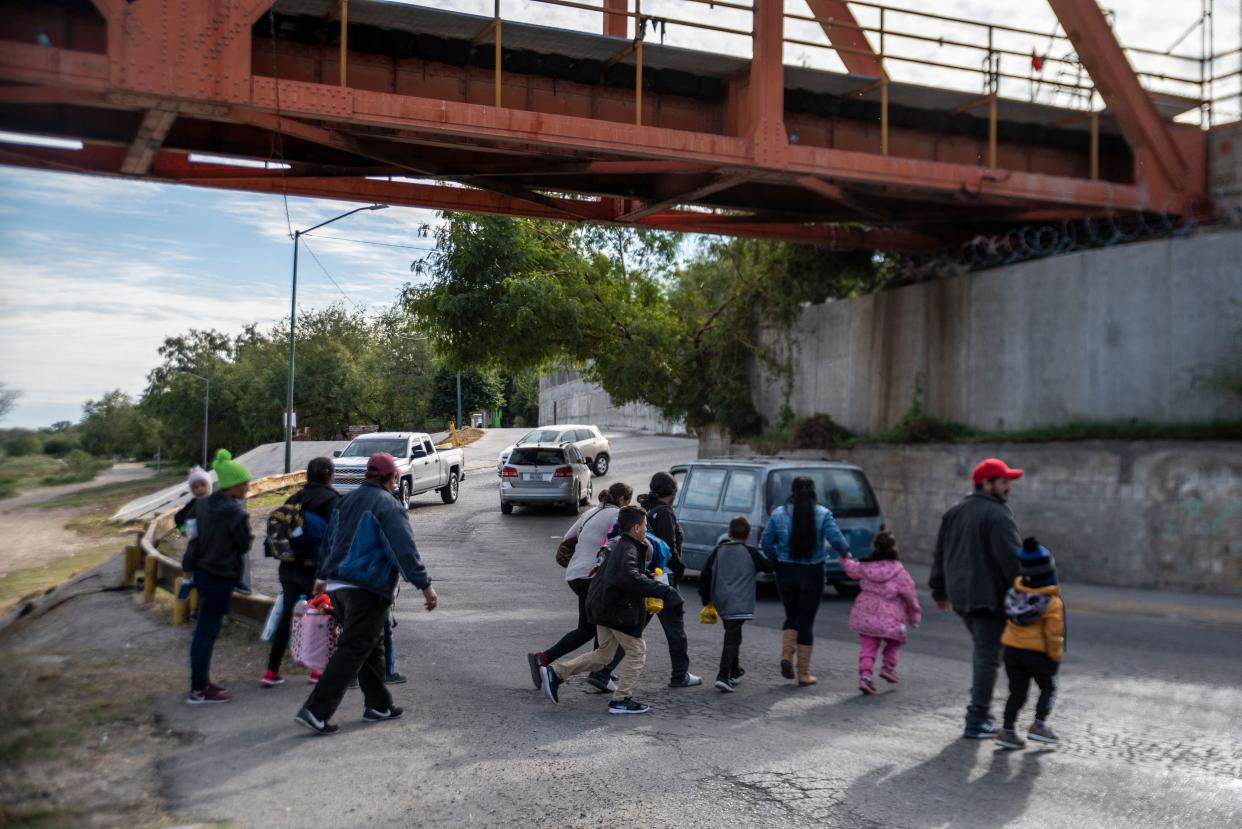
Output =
[
  {"x1": 501, "y1": 466, "x2": 518, "y2": 477},
  {"x1": 553, "y1": 466, "x2": 573, "y2": 477}
]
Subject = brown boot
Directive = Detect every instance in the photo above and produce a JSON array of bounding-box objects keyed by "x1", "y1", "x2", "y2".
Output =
[
  {"x1": 796, "y1": 644, "x2": 817, "y2": 686},
  {"x1": 780, "y1": 630, "x2": 796, "y2": 679}
]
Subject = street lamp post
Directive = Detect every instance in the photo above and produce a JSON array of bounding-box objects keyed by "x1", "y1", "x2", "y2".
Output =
[
  {"x1": 285, "y1": 204, "x2": 388, "y2": 473},
  {"x1": 185, "y1": 372, "x2": 210, "y2": 470}
]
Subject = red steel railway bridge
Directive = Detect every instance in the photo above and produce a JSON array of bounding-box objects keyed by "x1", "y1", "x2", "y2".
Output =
[{"x1": 0, "y1": 0, "x2": 1238, "y2": 251}]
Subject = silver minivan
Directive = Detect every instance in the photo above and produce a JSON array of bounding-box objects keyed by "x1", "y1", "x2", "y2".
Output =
[{"x1": 499, "y1": 443, "x2": 594, "y2": 515}]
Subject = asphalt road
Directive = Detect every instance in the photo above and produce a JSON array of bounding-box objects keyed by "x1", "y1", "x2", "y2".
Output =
[{"x1": 160, "y1": 430, "x2": 1242, "y2": 828}]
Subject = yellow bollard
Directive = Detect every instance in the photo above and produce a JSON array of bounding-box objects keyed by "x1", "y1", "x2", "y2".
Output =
[
  {"x1": 123, "y1": 545, "x2": 141, "y2": 588},
  {"x1": 142, "y1": 555, "x2": 157, "y2": 603},
  {"x1": 189, "y1": 587, "x2": 199, "y2": 613},
  {"x1": 172, "y1": 589, "x2": 189, "y2": 625}
]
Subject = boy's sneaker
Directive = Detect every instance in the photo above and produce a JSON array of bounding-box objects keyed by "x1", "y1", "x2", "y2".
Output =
[
  {"x1": 362, "y1": 705, "x2": 404, "y2": 723},
  {"x1": 527, "y1": 652, "x2": 548, "y2": 690},
  {"x1": 587, "y1": 672, "x2": 617, "y2": 694},
  {"x1": 858, "y1": 675, "x2": 877, "y2": 695},
  {"x1": 608, "y1": 697, "x2": 650, "y2": 715},
  {"x1": 540, "y1": 666, "x2": 561, "y2": 704},
  {"x1": 668, "y1": 672, "x2": 702, "y2": 688},
  {"x1": 307, "y1": 670, "x2": 321, "y2": 684},
  {"x1": 714, "y1": 677, "x2": 736, "y2": 693},
  {"x1": 879, "y1": 667, "x2": 899, "y2": 684},
  {"x1": 963, "y1": 719, "x2": 999, "y2": 740},
  {"x1": 1028, "y1": 722, "x2": 1059, "y2": 744},
  {"x1": 995, "y1": 728, "x2": 1027, "y2": 750},
  {"x1": 294, "y1": 707, "x2": 339, "y2": 735},
  {"x1": 384, "y1": 672, "x2": 408, "y2": 685},
  {"x1": 261, "y1": 670, "x2": 285, "y2": 687}
]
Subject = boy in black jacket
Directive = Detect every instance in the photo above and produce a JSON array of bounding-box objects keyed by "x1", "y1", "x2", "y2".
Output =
[
  {"x1": 182, "y1": 449, "x2": 253, "y2": 704},
  {"x1": 541, "y1": 506, "x2": 680, "y2": 715},
  {"x1": 262, "y1": 457, "x2": 338, "y2": 687},
  {"x1": 699, "y1": 517, "x2": 774, "y2": 692}
]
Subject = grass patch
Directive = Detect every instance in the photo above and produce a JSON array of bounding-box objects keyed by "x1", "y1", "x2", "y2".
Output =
[
  {"x1": 0, "y1": 542, "x2": 122, "y2": 614},
  {"x1": 245, "y1": 487, "x2": 298, "y2": 510},
  {"x1": 24, "y1": 469, "x2": 182, "y2": 511}
]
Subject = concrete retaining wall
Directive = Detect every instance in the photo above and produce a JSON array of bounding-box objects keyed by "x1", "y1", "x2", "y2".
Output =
[
  {"x1": 539, "y1": 368, "x2": 686, "y2": 433},
  {"x1": 752, "y1": 230, "x2": 1242, "y2": 435},
  {"x1": 722, "y1": 440, "x2": 1242, "y2": 595}
]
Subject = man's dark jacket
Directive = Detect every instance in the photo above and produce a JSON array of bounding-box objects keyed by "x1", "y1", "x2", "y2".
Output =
[
  {"x1": 929, "y1": 492, "x2": 1021, "y2": 615},
  {"x1": 637, "y1": 492, "x2": 685, "y2": 582},
  {"x1": 181, "y1": 492, "x2": 253, "y2": 582},
  {"x1": 586, "y1": 534, "x2": 675, "y2": 637}
]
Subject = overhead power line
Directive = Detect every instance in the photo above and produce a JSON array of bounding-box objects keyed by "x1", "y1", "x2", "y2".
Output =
[{"x1": 300, "y1": 239, "x2": 366, "y2": 312}]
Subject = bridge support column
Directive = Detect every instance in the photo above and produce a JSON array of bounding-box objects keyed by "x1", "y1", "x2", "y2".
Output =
[{"x1": 747, "y1": 0, "x2": 787, "y2": 168}]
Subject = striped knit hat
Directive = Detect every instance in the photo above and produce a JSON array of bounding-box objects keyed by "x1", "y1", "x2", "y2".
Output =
[{"x1": 1019, "y1": 536, "x2": 1057, "y2": 587}]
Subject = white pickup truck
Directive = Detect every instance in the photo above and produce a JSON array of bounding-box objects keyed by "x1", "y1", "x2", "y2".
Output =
[{"x1": 332, "y1": 431, "x2": 465, "y2": 508}]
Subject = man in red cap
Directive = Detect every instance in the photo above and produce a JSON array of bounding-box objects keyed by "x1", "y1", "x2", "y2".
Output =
[
  {"x1": 930, "y1": 457, "x2": 1023, "y2": 740},
  {"x1": 296, "y1": 452, "x2": 438, "y2": 735}
]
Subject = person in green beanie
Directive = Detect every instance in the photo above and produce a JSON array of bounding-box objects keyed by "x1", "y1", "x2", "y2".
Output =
[{"x1": 182, "y1": 448, "x2": 253, "y2": 704}]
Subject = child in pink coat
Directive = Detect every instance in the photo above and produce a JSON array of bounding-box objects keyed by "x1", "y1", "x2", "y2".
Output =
[{"x1": 840, "y1": 531, "x2": 921, "y2": 695}]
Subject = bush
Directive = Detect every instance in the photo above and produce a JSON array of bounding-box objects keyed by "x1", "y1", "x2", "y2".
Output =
[
  {"x1": 41, "y1": 435, "x2": 80, "y2": 456},
  {"x1": 791, "y1": 413, "x2": 853, "y2": 450},
  {"x1": 0, "y1": 430, "x2": 40, "y2": 457},
  {"x1": 39, "y1": 449, "x2": 110, "y2": 486}
]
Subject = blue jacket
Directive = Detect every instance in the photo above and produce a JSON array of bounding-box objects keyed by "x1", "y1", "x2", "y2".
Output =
[
  {"x1": 317, "y1": 481, "x2": 431, "y2": 596},
  {"x1": 761, "y1": 501, "x2": 851, "y2": 565}
]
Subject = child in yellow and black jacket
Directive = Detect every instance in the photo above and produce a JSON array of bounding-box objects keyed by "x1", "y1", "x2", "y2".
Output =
[{"x1": 996, "y1": 537, "x2": 1065, "y2": 750}]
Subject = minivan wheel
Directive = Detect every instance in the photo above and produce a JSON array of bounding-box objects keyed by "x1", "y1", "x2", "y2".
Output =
[
  {"x1": 500, "y1": 500, "x2": 513, "y2": 515},
  {"x1": 581, "y1": 481, "x2": 593, "y2": 506},
  {"x1": 592, "y1": 454, "x2": 610, "y2": 477},
  {"x1": 564, "y1": 488, "x2": 581, "y2": 516},
  {"x1": 399, "y1": 478, "x2": 412, "y2": 510},
  {"x1": 833, "y1": 581, "x2": 861, "y2": 598},
  {"x1": 439, "y1": 472, "x2": 459, "y2": 504}
]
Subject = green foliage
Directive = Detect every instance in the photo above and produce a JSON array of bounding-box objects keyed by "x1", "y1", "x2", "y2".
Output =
[
  {"x1": 79, "y1": 390, "x2": 158, "y2": 458},
  {"x1": 975, "y1": 418, "x2": 1242, "y2": 442},
  {"x1": 403, "y1": 215, "x2": 885, "y2": 436},
  {"x1": 874, "y1": 376, "x2": 975, "y2": 444},
  {"x1": 791, "y1": 413, "x2": 854, "y2": 450},
  {"x1": 140, "y1": 306, "x2": 437, "y2": 463},
  {"x1": 0, "y1": 429, "x2": 41, "y2": 457},
  {"x1": 500, "y1": 369, "x2": 541, "y2": 427},
  {"x1": 38, "y1": 450, "x2": 111, "y2": 486},
  {"x1": 40, "y1": 433, "x2": 80, "y2": 457},
  {"x1": 428, "y1": 368, "x2": 504, "y2": 424}
]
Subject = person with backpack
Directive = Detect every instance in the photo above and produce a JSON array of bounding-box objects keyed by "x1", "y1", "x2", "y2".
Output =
[
  {"x1": 995, "y1": 538, "x2": 1065, "y2": 750},
  {"x1": 540, "y1": 505, "x2": 680, "y2": 715},
  {"x1": 262, "y1": 457, "x2": 338, "y2": 687},
  {"x1": 697, "y1": 517, "x2": 774, "y2": 692},
  {"x1": 761, "y1": 476, "x2": 852, "y2": 687},
  {"x1": 528, "y1": 482, "x2": 633, "y2": 694},
  {"x1": 181, "y1": 449, "x2": 253, "y2": 704},
  {"x1": 637, "y1": 472, "x2": 700, "y2": 688},
  {"x1": 295, "y1": 453, "x2": 437, "y2": 735}
]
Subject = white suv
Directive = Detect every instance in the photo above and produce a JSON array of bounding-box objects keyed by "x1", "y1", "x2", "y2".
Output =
[{"x1": 497, "y1": 424, "x2": 612, "y2": 476}]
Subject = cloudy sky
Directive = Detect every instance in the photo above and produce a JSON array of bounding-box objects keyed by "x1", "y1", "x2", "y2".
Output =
[{"x1": 0, "y1": 0, "x2": 1238, "y2": 428}]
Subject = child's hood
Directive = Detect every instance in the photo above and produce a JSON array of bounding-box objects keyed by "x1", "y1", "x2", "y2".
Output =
[{"x1": 859, "y1": 559, "x2": 906, "y2": 584}]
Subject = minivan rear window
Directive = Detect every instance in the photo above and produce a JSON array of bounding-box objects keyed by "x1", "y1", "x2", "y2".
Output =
[
  {"x1": 509, "y1": 448, "x2": 566, "y2": 466},
  {"x1": 765, "y1": 468, "x2": 878, "y2": 518}
]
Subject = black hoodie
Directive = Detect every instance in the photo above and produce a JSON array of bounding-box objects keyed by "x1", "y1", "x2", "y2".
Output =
[
  {"x1": 181, "y1": 492, "x2": 253, "y2": 582},
  {"x1": 638, "y1": 492, "x2": 685, "y2": 582}
]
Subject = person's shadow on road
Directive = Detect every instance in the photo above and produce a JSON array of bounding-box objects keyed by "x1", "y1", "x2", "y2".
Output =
[{"x1": 843, "y1": 740, "x2": 1046, "y2": 828}]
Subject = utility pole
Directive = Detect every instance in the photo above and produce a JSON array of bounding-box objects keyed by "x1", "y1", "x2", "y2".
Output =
[{"x1": 184, "y1": 372, "x2": 210, "y2": 469}]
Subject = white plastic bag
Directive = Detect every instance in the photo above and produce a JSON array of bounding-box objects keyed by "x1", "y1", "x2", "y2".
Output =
[
  {"x1": 296, "y1": 610, "x2": 335, "y2": 673},
  {"x1": 260, "y1": 590, "x2": 283, "y2": 642}
]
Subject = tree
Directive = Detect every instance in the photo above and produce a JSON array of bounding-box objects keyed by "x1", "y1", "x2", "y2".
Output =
[
  {"x1": 429, "y1": 368, "x2": 504, "y2": 425},
  {"x1": 402, "y1": 214, "x2": 882, "y2": 435},
  {"x1": 0, "y1": 383, "x2": 19, "y2": 421},
  {"x1": 80, "y1": 389, "x2": 157, "y2": 458}
]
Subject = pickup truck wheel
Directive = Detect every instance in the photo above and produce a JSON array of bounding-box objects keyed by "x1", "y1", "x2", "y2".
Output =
[
  {"x1": 439, "y1": 472, "x2": 459, "y2": 504},
  {"x1": 398, "y1": 478, "x2": 412, "y2": 510},
  {"x1": 500, "y1": 500, "x2": 513, "y2": 515},
  {"x1": 592, "y1": 454, "x2": 610, "y2": 477}
]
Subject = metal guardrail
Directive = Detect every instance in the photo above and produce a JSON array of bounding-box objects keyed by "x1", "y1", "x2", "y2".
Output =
[{"x1": 123, "y1": 470, "x2": 307, "y2": 625}]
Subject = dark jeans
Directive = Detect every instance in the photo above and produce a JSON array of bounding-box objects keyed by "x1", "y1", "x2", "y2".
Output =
[
  {"x1": 304, "y1": 589, "x2": 392, "y2": 721},
  {"x1": 190, "y1": 570, "x2": 235, "y2": 691},
  {"x1": 1003, "y1": 647, "x2": 1059, "y2": 729},
  {"x1": 959, "y1": 610, "x2": 1006, "y2": 725},
  {"x1": 718, "y1": 619, "x2": 745, "y2": 680},
  {"x1": 384, "y1": 615, "x2": 396, "y2": 675},
  {"x1": 544, "y1": 578, "x2": 594, "y2": 661},
  {"x1": 648, "y1": 588, "x2": 691, "y2": 680},
  {"x1": 776, "y1": 561, "x2": 825, "y2": 646},
  {"x1": 266, "y1": 564, "x2": 317, "y2": 672}
]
